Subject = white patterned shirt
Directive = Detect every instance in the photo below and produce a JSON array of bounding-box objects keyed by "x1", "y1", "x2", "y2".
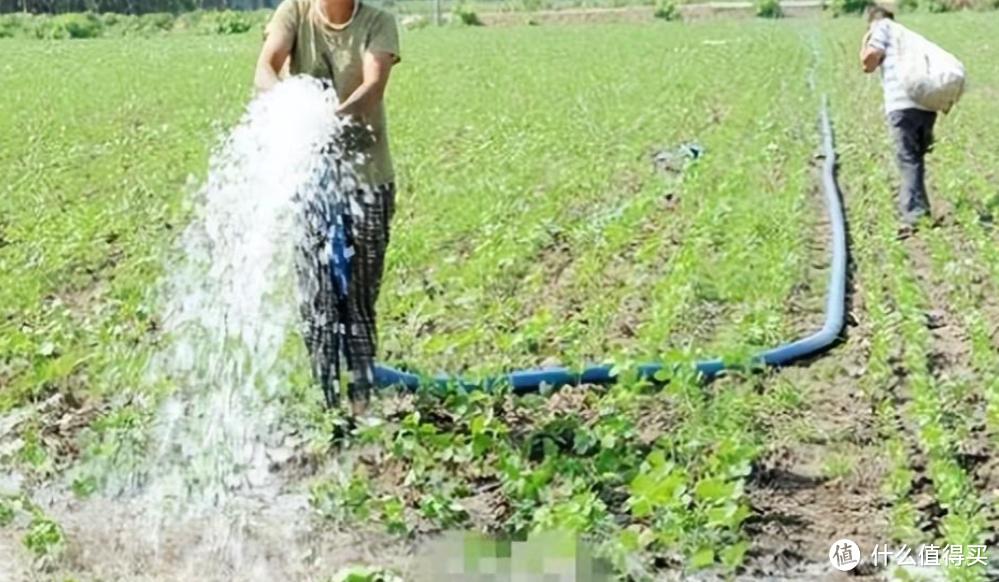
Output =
[{"x1": 866, "y1": 20, "x2": 933, "y2": 114}]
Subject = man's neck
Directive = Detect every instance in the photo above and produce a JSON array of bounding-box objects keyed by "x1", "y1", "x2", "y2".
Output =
[{"x1": 320, "y1": 0, "x2": 356, "y2": 26}]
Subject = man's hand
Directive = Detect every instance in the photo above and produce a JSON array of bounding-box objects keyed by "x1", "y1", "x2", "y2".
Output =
[
  {"x1": 859, "y1": 24, "x2": 885, "y2": 74},
  {"x1": 861, "y1": 46, "x2": 884, "y2": 74},
  {"x1": 330, "y1": 120, "x2": 376, "y2": 154}
]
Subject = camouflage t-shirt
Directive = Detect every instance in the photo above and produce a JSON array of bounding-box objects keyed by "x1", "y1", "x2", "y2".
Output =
[{"x1": 266, "y1": 0, "x2": 401, "y2": 186}]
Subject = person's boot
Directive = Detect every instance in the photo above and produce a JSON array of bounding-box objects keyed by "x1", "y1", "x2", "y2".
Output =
[
  {"x1": 348, "y1": 380, "x2": 372, "y2": 418},
  {"x1": 330, "y1": 413, "x2": 356, "y2": 446}
]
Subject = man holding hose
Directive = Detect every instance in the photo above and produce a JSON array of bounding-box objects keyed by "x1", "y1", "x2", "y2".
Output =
[{"x1": 254, "y1": 0, "x2": 401, "y2": 416}]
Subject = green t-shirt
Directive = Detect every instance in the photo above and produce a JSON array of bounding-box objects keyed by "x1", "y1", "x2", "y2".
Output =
[{"x1": 266, "y1": 0, "x2": 401, "y2": 187}]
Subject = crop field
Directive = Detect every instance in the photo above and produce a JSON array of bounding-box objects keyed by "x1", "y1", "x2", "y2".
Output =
[{"x1": 2, "y1": 11, "x2": 999, "y2": 581}]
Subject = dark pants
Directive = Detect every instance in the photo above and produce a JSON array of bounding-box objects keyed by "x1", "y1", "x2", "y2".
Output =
[
  {"x1": 887, "y1": 108, "x2": 937, "y2": 225},
  {"x1": 293, "y1": 181, "x2": 395, "y2": 408}
]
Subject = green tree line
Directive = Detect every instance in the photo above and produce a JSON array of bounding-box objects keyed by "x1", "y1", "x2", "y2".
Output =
[{"x1": 0, "y1": 0, "x2": 278, "y2": 14}]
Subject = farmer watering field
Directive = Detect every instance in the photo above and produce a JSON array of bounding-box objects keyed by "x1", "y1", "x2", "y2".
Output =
[
  {"x1": 10, "y1": 5, "x2": 999, "y2": 578},
  {"x1": 254, "y1": 0, "x2": 401, "y2": 416},
  {"x1": 861, "y1": 4, "x2": 966, "y2": 237}
]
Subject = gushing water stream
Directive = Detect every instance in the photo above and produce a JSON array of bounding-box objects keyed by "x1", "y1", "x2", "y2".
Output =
[
  {"x1": 3, "y1": 77, "x2": 401, "y2": 581},
  {"x1": 145, "y1": 76, "x2": 346, "y2": 512}
]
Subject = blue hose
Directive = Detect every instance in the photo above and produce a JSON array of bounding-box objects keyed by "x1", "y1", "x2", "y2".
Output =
[{"x1": 373, "y1": 98, "x2": 846, "y2": 394}]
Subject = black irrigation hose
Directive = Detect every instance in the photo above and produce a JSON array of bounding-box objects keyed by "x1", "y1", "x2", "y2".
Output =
[{"x1": 372, "y1": 97, "x2": 847, "y2": 394}]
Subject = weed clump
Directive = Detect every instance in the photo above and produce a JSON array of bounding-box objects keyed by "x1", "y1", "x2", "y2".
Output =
[
  {"x1": 828, "y1": 0, "x2": 874, "y2": 15},
  {"x1": 755, "y1": 0, "x2": 784, "y2": 17},
  {"x1": 451, "y1": 1, "x2": 484, "y2": 25},
  {"x1": 654, "y1": 0, "x2": 681, "y2": 20}
]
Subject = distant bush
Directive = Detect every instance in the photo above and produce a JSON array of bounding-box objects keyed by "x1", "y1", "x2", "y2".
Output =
[
  {"x1": 922, "y1": 0, "x2": 996, "y2": 11},
  {"x1": 95, "y1": 13, "x2": 136, "y2": 36},
  {"x1": 24, "y1": 15, "x2": 55, "y2": 39},
  {"x1": 896, "y1": 0, "x2": 919, "y2": 10},
  {"x1": 0, "y1": 10, "x2": 274, "y2": 40},
  {"x1": 653, "y1": 0, "x2": 680, "y2": 20},
  {"x1": 0, "y1": 14, "x2": 34, "y2": 38},
  {"x1": 173, "y1": 10, "x2": 268, "y2": 35},
  {"x1": 33, "y1": 14, "x2": 84, "y2": 39},
  {"x1": 138, "y1": 12, "x2": 175, "y2": 31},
  {"x1": 451, "y1": 1, "x2": 483, "y2": 25},
  {"x1": 922, "y1": 0, "x2": 999, "y2": 9},
  {"x1": 755, "y1": 0, "x2": 783, "y2": 17},
  {"x1": 207, "y1": 11, "x2": 256, "y2": 34},
  {"x1": 828, "y1": 0, "x2": 873, "y2": 15},
  {"x1": 61, "y1": 13, "x2": 105, "y2": 38}
]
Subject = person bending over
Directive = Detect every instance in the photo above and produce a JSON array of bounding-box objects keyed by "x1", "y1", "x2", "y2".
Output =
[{"x1": 860, "y1": 5, "x2": 938, "y2": 236}]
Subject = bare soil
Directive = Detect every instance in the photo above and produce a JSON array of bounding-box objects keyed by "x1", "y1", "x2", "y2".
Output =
[{"x1": 738, "y1": 172, "x2": 890, "y2": 579}]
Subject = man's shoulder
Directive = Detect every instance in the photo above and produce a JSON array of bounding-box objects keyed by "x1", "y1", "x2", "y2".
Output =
[
  {"x1": 868, "y1": 19, "x2": 898, "y2": 50},
  {"x1": 360, "y1": 2, "x2": 397, "y2": 25},
  {"x1": 274, "y1": 0, "x2": 312, "y2": 19},
  {"x1": 878, "y1": 19, "x2": 907, "y2": 39}
]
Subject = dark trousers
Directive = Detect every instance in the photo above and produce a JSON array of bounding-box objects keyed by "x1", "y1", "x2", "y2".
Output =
[
  {"x1": 887, "y1": 108, "x2": 937, "y2": 225},
  {"x1": 294, "y1": 181, "x2": 395, "y2": 406}
]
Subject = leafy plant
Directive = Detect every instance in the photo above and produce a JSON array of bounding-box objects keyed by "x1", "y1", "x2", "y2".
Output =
[
  {"x1": 0, "y1": 499, "x2": 15, "y2": 527},
  {"x1": 755, "y1": 0, "x2": 784, "y2": 17},
  {"x1": 310, "y1": 473, "x2": 374, "y2": 522},
  {"x1": 828, "y1": 0, "x2": 873, "y2": 15},
  {"x1": 53, "y1": 13, "x2": 105, "y2": 39},
  {"x1": 208, "y1": 11, "x2": 256, "y2": 35},
  {"x1": 23, "y1": 513, "x2": 64, "y2": 559},
  {"x1": 654, "y1": 0, "x2": 681, "y2": 20},
  {"x1": 451, "y1": 1, "x2": 483, "y2": 25},
  {"x1": 330, "y1": 566, "x2": 403, "y2": 582}
]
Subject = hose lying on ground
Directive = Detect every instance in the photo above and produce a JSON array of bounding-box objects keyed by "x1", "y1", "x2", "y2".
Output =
[{"x1": 372, "y1": 97, "x2": 847, "y2": 394}]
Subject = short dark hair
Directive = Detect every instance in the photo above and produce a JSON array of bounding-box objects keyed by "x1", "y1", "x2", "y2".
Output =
[{"x1": 867, "y1": 4, "x2": 895, "y2": 22}]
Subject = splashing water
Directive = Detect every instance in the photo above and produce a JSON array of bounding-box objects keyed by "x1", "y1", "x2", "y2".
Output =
[
  {"x1": 142, "y1": 76, "x2": 353, "y2": 513},
  {"x1": 14, "y1": 77, "x2": 393, "y2": 581}
]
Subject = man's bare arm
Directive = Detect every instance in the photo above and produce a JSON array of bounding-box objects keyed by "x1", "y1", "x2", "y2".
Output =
[
  {"x1": 255, "y1": 29, "x2": 293, "y2": 93},
  {"x1": 861, "y1": 46, "x2": 885, "y2": 74},
  {"x1": 335, "y1": 51, "x2": 396, "y2": 117}
]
